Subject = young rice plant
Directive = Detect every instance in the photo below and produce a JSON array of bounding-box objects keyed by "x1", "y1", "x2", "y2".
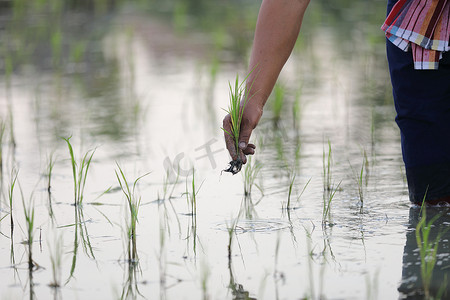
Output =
[
  {"x1": 115, "y1": 163, "x2": 149, "y2": 264},
  {"x1": 222, "y1": 70, "x2": 256, "y2": 175},
  {"x1": 63, "y1": 137, "x2": 95, "y2": 206}
]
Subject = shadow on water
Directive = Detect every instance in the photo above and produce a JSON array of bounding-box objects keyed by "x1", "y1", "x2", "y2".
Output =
[{"x1": 398, "y1": 206, "x2": 450, "y2": 299}]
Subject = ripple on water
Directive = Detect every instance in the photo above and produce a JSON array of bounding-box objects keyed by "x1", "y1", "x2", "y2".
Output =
[{"x1": 215, "y1": 219, "x2": 290, "y2": 234}]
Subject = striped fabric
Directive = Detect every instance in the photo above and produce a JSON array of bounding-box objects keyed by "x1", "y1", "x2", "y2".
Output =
[{"x1": 382, "y1": 0, "x2": 450, "y2": 70}]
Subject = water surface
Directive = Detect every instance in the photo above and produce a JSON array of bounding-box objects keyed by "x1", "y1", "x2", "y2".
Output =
[{"x1": 0, "y1": 1, "x2": 449, "y2": 299}]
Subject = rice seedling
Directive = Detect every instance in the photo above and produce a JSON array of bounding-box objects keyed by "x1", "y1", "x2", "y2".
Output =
[
  {"x1": 5, "y1": 170, "x2": 18, "y2": 267},
  {"x1": 115, "y1": 163, "x2": 148, "y2": 264},
  {"x1": 286, "y1": 172, "x2": 296, "y2": 210},
  {"x1": 350, "y1": 149, "x2": 369, "y2": 206},
  {"x1": 63, "y1": 136, "x2": 95, "y2": 206},
  {"x1": 415, "y1": 205, "x2": 449, "y2": 300},
  {"x1": 184, "y1": 168, "x2": 203, "y2": 257},
  {"x1": 18, "y1": 183, "x2": 37, "y2": 274},
  {"x1": 23, "y1": 202, "x2": 35, "y2": 270},
  {"x1": 46, "y1": 151, "x2": 56, "y2": 193},
  {"x1": 222, "y1": 70, "x2": 257, "y2": 175},
  {"x1": 322, "y1": 182, "x2": 341, "y2": 225},
  {"x1": 322, "y1": 139, "x2": 332, "y2": 192},
  {"x1": 363, "y1": 150, "x2": 370, "y2": 184},
  {"x1": 185, "y1": 168, "x2": 203, "y2": 216},
  {"x1": 226, "y1": 217, "x2": 241, "y2": 260},
  {"x1": 46, "y1": 151, "x2": 57, "y2": 219},
  {"x1": 8, "y1": 168, "x2": 18, "y2": 234},
  {"x1": 436, "y1": 276, "x2": 448, "y2": 300},
  {"x1": 242, "y1": 157, "x2": 262, "y2": 198},
  {"x1": 284, "y1": 171, "x2": 311, "y2": 211},
  {"x1": 62, "y1": 137, "x2": 96, "y2": 283},
  {"x1": 115, "y1": 167, "x2": 144, "y2": 300}
]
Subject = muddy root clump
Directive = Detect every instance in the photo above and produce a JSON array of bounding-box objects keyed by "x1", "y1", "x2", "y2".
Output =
[{"x1": 223, "y1": 159, "x2": 243, "y2": 175}]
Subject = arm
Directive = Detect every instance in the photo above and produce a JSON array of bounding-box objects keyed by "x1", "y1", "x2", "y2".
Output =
[{"x1": 223, "y1": 0, "x2": 310, "y2": 163}]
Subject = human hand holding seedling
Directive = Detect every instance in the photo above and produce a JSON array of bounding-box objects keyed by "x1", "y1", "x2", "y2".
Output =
[
  {"x1": 222, "y1": 72, "x2": 259, "y2": 174},
  {"x1": 222, "y1": 101, "x2": 262, "y2": 164}
]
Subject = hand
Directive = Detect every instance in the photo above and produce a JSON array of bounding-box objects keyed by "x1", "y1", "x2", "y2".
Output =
[{"x1": 223, "y1": 101, "x2": 263, "y2": 164}]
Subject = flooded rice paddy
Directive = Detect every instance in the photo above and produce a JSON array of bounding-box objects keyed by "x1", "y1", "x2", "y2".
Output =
[{"x1": 0, "y1": 1, "x2": 449, "y2": 299}]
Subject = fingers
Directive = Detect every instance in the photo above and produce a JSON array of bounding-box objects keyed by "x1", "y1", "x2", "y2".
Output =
[
  {"x1": 223, "y1": 113, "x2": 258, "y2": 165},
  {"x1": 238, "y1": 104, "x2": 262, "y2": 153},
  {"x1": 238, "y1": 117, "x2": 257, "y2": 164},
  {"x1": 243, "y1": 143, "x2": 256, "y2": 155},
  {"x1": 223, "y1": 115, "x2": 238, "y2": 161},
  {"x1": 238, "y1": 123, "x2": 253, "y2": 153},
  {"x1": 240, "y1": 143, "x2": 257, "y2": 164}
]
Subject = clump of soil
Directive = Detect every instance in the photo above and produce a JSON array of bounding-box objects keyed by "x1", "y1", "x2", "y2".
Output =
[{"x1": 223, "y1": 159, "x2": 243, "y2": 175}]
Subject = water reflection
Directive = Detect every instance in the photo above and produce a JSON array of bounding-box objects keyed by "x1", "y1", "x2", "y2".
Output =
[
  {"x1": 27, "y1": 259, "x2": 35, "y2": 300},
  {"x1": 227, "y1": 231, "x2": 256, "y2": 300},
  {"x1": 398, "y1": 206, "x2": 450, "y2": 299},
  {"x1": 120, "y1": 260, "x2": 142, "y2": 300},
  {"x1": 65, "y1": 202, "x2": 96, "y2": 283}
]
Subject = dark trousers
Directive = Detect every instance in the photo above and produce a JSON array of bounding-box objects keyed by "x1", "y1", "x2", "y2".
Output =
[{"x1": 387, "y1": 0, "x2": 450, "y2": 203}]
